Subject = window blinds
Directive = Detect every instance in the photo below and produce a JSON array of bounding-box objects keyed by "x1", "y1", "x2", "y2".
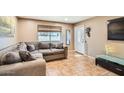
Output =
[{"x1": 37, "y1": 25, "x2": 62, "y2": 32}]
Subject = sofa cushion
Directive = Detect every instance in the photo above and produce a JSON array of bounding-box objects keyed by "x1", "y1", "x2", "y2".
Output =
[
  {"x1": 19, "y1": 51, "x2": 35, "y2": 61},
  {"x1": 56, "y1": 43, "x2": 63, "y2": 49},
  {"x1": 50, "y1": 43, "x2": 63, "y2": 49},
  {"x1": 38, "y1": 42, "x2": 50, "y2": 49},
  {"x1": 39, "y1": 49, "x2": 52, "y2": 56},
  {"x1": 31, "y1": 53, "x2": 43, "y2": 59},
  {"x1": 18, "y1": 42, "x2": 27, "y2": 51},
  {"x1": 0, "y1": 52, "x2": 22, "y2": 65},
  {"x1": 50, "y1": 43, "x2": 56, "y2": 48},
  {"x1": 27, "y1": 44, "x2": 35, "y2": 52},
  {"x1": 30, "y1": 50, "x2": 39, "y2": 54},
  {"x1": 39, "y1": 49, "x2": 64, "y2": 56},
  {"x1": 51, "y1": 49, "x2": 64, "y2": 54}
]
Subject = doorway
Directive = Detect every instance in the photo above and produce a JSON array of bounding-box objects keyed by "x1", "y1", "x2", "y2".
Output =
[{"x1": 74, "y1": 26, "x2": 87, "y2": 55}]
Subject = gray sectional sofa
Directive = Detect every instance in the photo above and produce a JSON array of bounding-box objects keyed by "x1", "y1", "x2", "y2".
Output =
[
  {"x1": 0, "y1": 42, "x2": 68, "y2": 76},
  {"x1": 25, "y1": 42, "x2": 68, "y2": 62}
]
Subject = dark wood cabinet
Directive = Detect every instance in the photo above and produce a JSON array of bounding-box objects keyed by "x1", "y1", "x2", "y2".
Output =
[{"x1": 96, "y1": 58, "x2": 124, "y2": 76}]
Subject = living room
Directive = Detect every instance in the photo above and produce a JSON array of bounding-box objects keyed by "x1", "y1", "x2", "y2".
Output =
[
  {"x1": 0, "y1": 16, "x2": 124, "y2": 76},
  {"x1": 1, "y1": 0, "x2": 124, "y2": 93}
]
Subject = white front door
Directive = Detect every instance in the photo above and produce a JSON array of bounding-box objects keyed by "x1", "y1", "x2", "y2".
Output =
[{"x1": 74, "y1": 26, "x2": 86, "y2": 54}]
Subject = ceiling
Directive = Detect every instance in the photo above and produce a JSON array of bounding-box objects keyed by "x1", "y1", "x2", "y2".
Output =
[{"x1": 18, "y1": 16, "x2": 94, "y2": 23}]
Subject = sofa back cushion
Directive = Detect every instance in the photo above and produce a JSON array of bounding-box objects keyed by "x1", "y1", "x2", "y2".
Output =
[
  {"x1": 56, "y1": 43, "x2": 63, "y2": 49},
  {"x1": 38, "y1": 42, "x2": 50, "y2": 49},
  {"x1": 0, "y1": 52, "x2": 22, "y2": 65},
  {"x1": 50, "y1": 43, "x2": 63, "y2": 49},
  {"x1": 50, "y1": 43, "x2": 56, "y2": 48}
]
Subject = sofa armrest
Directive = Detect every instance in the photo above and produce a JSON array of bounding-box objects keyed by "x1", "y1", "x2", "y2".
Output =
[
  {"x1": 0, "y1": 58, "x2": 46, "y2": 76},
  {"x1": 63, "y1": 46, "x2": 68, "y2": 59}
]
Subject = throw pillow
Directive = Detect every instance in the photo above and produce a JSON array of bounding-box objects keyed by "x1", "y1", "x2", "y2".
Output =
[
  {"x1": 38, "y1": 42, "x2": 50, "y2": 49},
  {"x1": 56, "y1": 43, "x2": 63, "y2": 49},
  {"x1": 50, "y1": 43, "x2": 56, "y2": 48},
  {"x1": 19, "y1": 51, "x2": 35, "y2": 61},
  {"x1": 27, "y1": 44, "x2": 35, "y2": 52},
  {"x1": 0, "y1": 52, "x2": 22, "y2": 65},
  {"x1": 25, "y1": 42, "x2": 39, "y2": 50},
  {"x1": 18, "y1": 42, "x2": 27, "y2": 51}
]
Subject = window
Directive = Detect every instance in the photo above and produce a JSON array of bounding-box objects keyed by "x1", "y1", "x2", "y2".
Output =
[
  {"x1": 38, "y1": 32, "x2": 61, "y2": 42},
  {"x1": 51, "y1": 32, "x2": 61, "y2": 41},
  {"x1": 38, "y1": 32, "x2": 50, "y2": 41},
  {"x1": 66, "y1": 30, "x2": 71, "y2": 45}
]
